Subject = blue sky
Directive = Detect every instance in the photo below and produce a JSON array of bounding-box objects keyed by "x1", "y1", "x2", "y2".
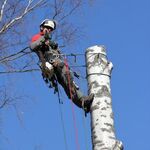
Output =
[{"x1": 1, "y1": 0, "x2": 150, "y2": 150}]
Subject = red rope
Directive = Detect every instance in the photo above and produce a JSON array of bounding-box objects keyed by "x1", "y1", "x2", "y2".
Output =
[{"x1": 64, "y1": 57, "x2": 80, "y2": 150}]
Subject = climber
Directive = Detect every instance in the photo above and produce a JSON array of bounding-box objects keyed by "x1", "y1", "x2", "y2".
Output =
[{"x1": 30, "y1": 19, "x2": 94, "y2": 113}]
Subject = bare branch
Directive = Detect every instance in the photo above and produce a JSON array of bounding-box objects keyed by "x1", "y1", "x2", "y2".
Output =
[
  {"x1": 13, "y1": 104, "x2": 25, "y2": 128},
  {"x1": 53, "y1": 0, "x2": 59, "y2": 19},
  {"x1": 0, "y1": 87, "x2": 10, "y2": 109},
  {"x1": 0, "y1": 0, "x2": 8, "y2": 22},
  {"x1": 52, "y1": 0, "x2": 65, "y2": 19},
  {"x1": 0, "y1": 0, "x2": 45, "y2": 34},
  {"x1": 58, "y1": 0, "x2": 82, "y2": 22},
  {"x1": 0, "y1": 47, "x2": 30, "y2": 63},
  {"x1": 0, "y1": 69, "x2": 40, "y2": 74},
  {"x1": 0, "y1": 98, "x2": 9, "y2": 109}
]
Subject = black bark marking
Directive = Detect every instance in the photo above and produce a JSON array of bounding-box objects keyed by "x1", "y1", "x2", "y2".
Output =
[
  {"x1": 91, "y1": 105, "x2": 99, "y2": 111},
  {"x1": 101, "y1": 107, "x2": 107, "y2": 110},
  {"x1": 101, "y1": 128, "x2": 112, "y2": 133},
  {"x1": 101, "y1": 115, "x2": 107, "y2": 118}
]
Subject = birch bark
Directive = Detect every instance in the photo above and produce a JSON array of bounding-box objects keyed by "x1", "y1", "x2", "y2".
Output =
[{"x1": 86, "y1": 45, "x2": 123, "y2": 150}]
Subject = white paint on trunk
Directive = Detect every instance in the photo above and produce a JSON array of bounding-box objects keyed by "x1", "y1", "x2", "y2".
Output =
[{"x1": 86, "y1": 45, "x2": 123, "y2": 150}]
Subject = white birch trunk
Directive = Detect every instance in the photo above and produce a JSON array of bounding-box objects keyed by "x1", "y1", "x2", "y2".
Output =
[{"x1": 86, "y1": 45, "x2": 123, "y2": 150}]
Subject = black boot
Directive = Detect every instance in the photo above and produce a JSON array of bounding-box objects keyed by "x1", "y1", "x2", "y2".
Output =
[{"x1": 81, "y1": 93, "x2": 94, "y2": 114}]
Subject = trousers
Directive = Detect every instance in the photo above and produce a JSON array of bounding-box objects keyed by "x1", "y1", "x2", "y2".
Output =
[{"x1": 52, "y1": 58, "x2": 84, "y2": 108}]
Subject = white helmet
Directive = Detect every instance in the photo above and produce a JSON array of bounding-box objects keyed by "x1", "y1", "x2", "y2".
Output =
[{"x1": 40, "y1": 19, "x2": 56, "y2": 30}]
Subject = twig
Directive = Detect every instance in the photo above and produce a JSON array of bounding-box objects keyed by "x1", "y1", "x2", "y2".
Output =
[
  {"x1": 0, "y1": 0, "x2": 8, "y2": 22},
  {"x1": 0, "y1": 0, "x2": 45, "y2": 34},
  {"x1": 58, "y1": 0, "x2": 82, "y2": 22},
  {"x1": 0, "y1": 47, "x2": 30, "y2": 63},
  {"x1": 0, "y1": 69, "x2": 40, "y2": 74}
]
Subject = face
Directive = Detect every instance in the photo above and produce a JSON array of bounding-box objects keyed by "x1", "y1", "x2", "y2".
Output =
[{"x1": 43, "y1": 26, "x2": 53, "y2": 34}]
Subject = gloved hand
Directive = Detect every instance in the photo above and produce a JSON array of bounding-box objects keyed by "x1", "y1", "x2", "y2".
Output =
[
  {"x1": 40, "y1": 31, "x2": 51, "y2": 46},
  {"x1": 44, "y1": 31, "x2": 51, "y2": 40},
  {"x1": 49, "y1": 40, "x2": 58, "y2": 49}
]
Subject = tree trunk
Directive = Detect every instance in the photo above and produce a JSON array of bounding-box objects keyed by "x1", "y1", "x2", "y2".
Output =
[{"x1": 86, "y1": 45, "x2": 123, "y2": 150}]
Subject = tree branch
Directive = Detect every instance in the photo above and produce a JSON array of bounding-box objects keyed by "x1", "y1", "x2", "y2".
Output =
[
  {"x1": 0, "y1": 98, "x2": 9, "y2": 109},
  {"x1": 0, "y1": 68, "x2": 40, "y2": 74},
  {"x1": 0, "y1": 47, "x2": 30, "y2": 63},
  {"x1": 0, "y1": 0, "x2": 8, "y2": 22},
  {"x1": 52, "y1": 0, "x2": 65, "y2": 19},
  {"x1": 58, "y1": 0, "x2": 82, "y2": 22},
  {"x1": 0, "y1": 0, "x2": 45, "y2": 34}
]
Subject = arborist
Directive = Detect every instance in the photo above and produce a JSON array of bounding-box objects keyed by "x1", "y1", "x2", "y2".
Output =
[{"x1": 30, "y1": 19, "x2": 94, "y2": 113}]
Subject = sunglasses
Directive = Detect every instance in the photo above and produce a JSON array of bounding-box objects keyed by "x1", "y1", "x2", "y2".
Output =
[{"x1": 44, "y1": 26, "x2": 53, "y2": 30}]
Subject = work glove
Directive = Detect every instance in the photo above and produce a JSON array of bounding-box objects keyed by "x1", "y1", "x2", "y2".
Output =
[
  {"x1": 49, "y1": 40, "x2": 58, "y2": 49},
  {"x1": 44, "y1": 32, "x2": 52, "y2": 40},
  {"x1": 40, "y1": 32, "x2": 51, "y2": 45}
]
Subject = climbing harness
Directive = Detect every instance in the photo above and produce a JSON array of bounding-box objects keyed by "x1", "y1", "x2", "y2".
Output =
[{"x1": 44, "y1": 50, "x2": 60, "y2": 64}]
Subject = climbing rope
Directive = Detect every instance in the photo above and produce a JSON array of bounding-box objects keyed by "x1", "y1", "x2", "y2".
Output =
[
  {"x1": 82, "y1": 111, "x2": 89, "y2": 150},
  {"x1": 56, "y1": 82, "x2": 69, "y2": 150},
  {"x1": 71, "y1": 54, "x2": 89, "y2": 150},
  {"x1": 64, "y1": 56, "x2": 80, "y2": 150}
]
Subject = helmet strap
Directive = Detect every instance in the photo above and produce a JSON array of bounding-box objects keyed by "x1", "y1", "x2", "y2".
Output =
[{"x1": 40, "y1": 26, "x2": 44, "y2": 32}]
